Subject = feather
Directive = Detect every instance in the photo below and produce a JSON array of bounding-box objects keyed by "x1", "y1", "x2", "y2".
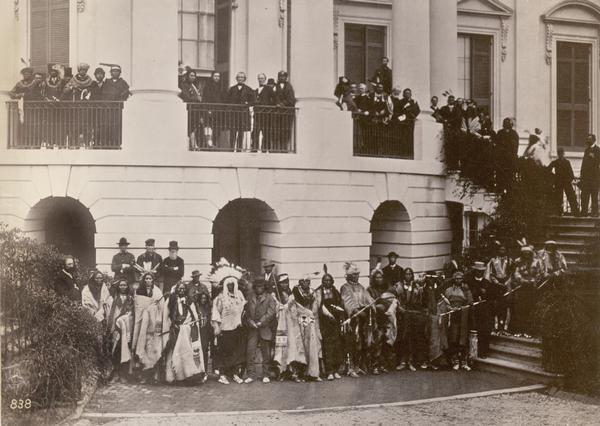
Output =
[{"x1": 323, "y1": 264, "x2": 328, "y2": 275}]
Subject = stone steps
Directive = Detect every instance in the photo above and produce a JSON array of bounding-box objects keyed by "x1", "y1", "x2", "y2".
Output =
[
  {"x1": 546, "y1": 216, "x2": 599, "y2": 266},
  {"x1": 474, "y1": 335, "x2": 563, "y2": 385}
]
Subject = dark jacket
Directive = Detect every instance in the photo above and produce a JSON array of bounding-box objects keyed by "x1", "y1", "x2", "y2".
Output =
[
  {"x1": 226, "y1": 83, "x2": 256, "y2": 105},
  {"x1": 371, "y1": 65, "x2": 392, "y2": 94},
  {"x1": 179, "y1": 80, "x2": 202, "y2": 103},
  {"x1": 89, "y1": 80, "x2": 105, "y2": 101},
  {"x1": 548, "y1": 157, "x2": 575, "y2": 183},
  {"x1": 439, "y1": 104, "x2": 462, "y2": 129},
  {"x1": 136, "y1": 252, "x2": 163, "y2": 272},
  {"x1": 111, "y1": 252, "x2": 136, "y2": 283},
  {"x1": 243, "y1": 292, "x2": 277, "y2": 340},
  {"x1": 202, "y1": 80, "x2": 223, "y2": 103},
  {"x1": 9, "y1": 80, "x2": 43, "y2": 100},
  {"x1": 159, "y1": 257, "x2": 185, "y2": 288},
  {"x1": 255, "y1": 85, "x2": 276, "y2": 106},
  {"x1": 382, "y1": 264, "x2": 404, "y2": 287},
  {"x1": 355, "y1": 94, "x2": 372, "y2": 116},
  {"x1": 274, "y1": 82, "x2": 296, "y2": 107},
  {"x1": 393, "y1": 98, "x2": 421, "y2": 123},
  {"x1": 581, "y1": 145, "x2": 600, "y2": 186},
  {"x1": 495, "y1": 128, "x2": 520, "y2": 162},
  {"x1": 101, "y1": 78, "x2": 130, "y2": 101},
  {"x1": 53, "y1": 270, "x2": 81, "y2": 301}
]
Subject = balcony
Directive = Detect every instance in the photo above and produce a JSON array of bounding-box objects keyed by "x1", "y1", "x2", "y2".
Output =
[
  {"x1": 6, "y1": 101, "x2": 123, "y2": 149},
  {"x1": 186, "y1": 103, "x2": 297, "y2": 153},
  {"x1": 352, "y1": 113, "x2": 414, "y2": 159}
]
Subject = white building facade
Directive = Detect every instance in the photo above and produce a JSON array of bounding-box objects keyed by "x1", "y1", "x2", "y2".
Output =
[{"x1": 0, "y1": 0, "x2": 599, "y2": 281}]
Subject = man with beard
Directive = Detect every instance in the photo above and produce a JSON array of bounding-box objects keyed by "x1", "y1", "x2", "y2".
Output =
[
  {"x1": 136, "y1": 238, "x2": 163, "y2": 276},
  {"x1": 340, "y1": 262, "x2": 374, "y2": 377},
  {"x1": 111, "y1": 237, "x2": 136, "y2": 285},
  {"x1": 201, "y1": 71, "x2": 224, "y2": 148},
  {"x1": 243, "y1": 279, "x2": 277, "y2": 383},
  {"x1": 53, "y1": 255, "x2": 81, "y2": 301},
  {"x1": 382, "y1": 251, "x2": 403, "y2": 287},
  {"x1": 580, "y1": 134, "x2": 600, "y2": 217},
  {"x1": 158, "y1": 241, "x2": 185, "y2": 294}
]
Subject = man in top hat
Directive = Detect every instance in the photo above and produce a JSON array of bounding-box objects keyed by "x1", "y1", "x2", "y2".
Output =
[
  {"x1": 102, "y1": 65, "x2": 130, "y2": 101},
  {"x1": 158, "y1": 241, "x2": 185, "y2": 294},
  {"x1": 137, "y1": 238, "x2": 163, "y2": 275},
  {"x1": 382, "y1": 251, "x2": 403, "y2": 287},
  {"x1": 538, "y1": 240, "x2": 568, "y2": 278},
  {"x1": 111, "y1": 237, "x2": 136, "y2": 284},
  {"x1": 263, "y1": 260, "x2": 277, "y2": 294},
  {"x1": 273, "y1": 71, "x2": 296, "y2": 151},
  {"x1": 466, "y1": 262, "x2": 501, "y2": 358}
]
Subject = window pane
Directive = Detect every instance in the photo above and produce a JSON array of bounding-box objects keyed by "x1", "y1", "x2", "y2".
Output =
[
  {"x1": 557, "y1": 61, "x2": 571, "y2": 103},
  {"x1": 573, "y1": 111, "x2": 589, "y2": 147},
  {"x1": 199, "y1": 0, "x2": 214, "y2": 13},
  {"x1": 557, "y1": 42, "x2": 571, "y2": 58},
  {"x1": 198, "y1": 40, "x2": 215, "y2": 70},
  {"x1": 346, "y1": 24, "x2": 364, "y2": 44},
  {"x1": 574, "y1": 62, "x2": 589, "y2": 103},
  {"x1": 199, "y1": 13, "x2": 214, "y2": 42},
  {"x1": 345, "y1": 45, "x2": 365, "y2": 83},
  {"x1": 557, "y1": 110, "x2": 572, "y2": 147},
  {"x1": 182, "y1": 0, "x2": 199, "y2": 11},
  {"x1": 574, "y1": 44, "x2": 589, "y2": 59},
  {"x1": 182, "y1": 40, "x2": 198, "y2": 68},
  {"x1": 366, "y1": 26, "x2": 385, "y2": 82},
  {"x1": 182, "y1": 13, "x2": 198, "y2": 40}
]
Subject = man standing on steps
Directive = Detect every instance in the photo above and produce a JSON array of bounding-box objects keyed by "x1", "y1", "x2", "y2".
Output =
[
  {"x1": 548, "y1": 148, "x2": 579, "y2": 216},
  {"x1": 580, "y1": 134, "x2": 600, "y2": 217}
]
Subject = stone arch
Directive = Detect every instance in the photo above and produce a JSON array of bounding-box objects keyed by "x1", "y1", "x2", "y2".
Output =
[
  {"x1": 25, "y1": 196, "x2": 97, "y2": 268},
  {"x1": 212, "y1": 198, "x2": 281, "y2": 275},
  {"x1": 369, "y1": 200, "x2": 412, "y2": 270}
]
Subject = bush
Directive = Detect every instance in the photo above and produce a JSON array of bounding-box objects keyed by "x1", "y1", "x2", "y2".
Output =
[
  {"x1": 0, "y1": 223, "x2": 108, "y2": 411},
  {"x1": 536, "y1": 271, "x2": 600, "y2": 395}
]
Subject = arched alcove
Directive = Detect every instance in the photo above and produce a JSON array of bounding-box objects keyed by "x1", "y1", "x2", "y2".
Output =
[{"x1": 369, "y1": 200, "x2": 412, "y2": 269}]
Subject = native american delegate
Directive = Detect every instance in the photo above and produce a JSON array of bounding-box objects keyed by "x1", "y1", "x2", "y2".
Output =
[
  {"x1": 210, "y1": 261, "x2": 247, "y2": 385},
  {"x1": 313, "y1": 266, "x2": 346, "y2": 381},
  {"x1": 340, "y1": 262, "x2": 375, "y2": 378},
  {"x1": 162, "y1": 281, "x2": 205, "y2": 383},
  {"x1": 368, "y1": 266, "x2": 398, "y2": 373},
  {"x1": 81, "y1": 270, "x2": 110, "y2": 322},
  {"x1": 274, "y1": 274, "x2": 322, "y2": 382},
  {"x1": 105, "y1": 278, "x2": 135, "y2": 382}
]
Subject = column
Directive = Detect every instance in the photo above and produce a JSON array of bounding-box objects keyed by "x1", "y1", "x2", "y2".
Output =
[
  {"x1": 290, "y1": 0, "x2": 335, "y2": 106},
  {"x1": 392, "y1": 0, "x2": 431, "y2": 106},
  {"x1": 429, "y1": 0, "x2": 457, "y2": 99},
  {"x1": 0, "y1": 0, "x2": 16, "y2": 151},
  {"x1": 122, "y1": 0, "x2": 187, "y2": 152}
]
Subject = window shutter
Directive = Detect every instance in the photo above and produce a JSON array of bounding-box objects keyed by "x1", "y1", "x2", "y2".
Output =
[
  {"x1": 345, "y1": 24, "x2": 366, "y2": 84},
  {"x1": 30, "y1": 0, "x2": 69, "y2": 72},
  {"x1": 49, "y1": 0, "x2": 70, "y2": 66},
  {"x1": 470, "y1": 35, "x2": 492, "y2": 115}
]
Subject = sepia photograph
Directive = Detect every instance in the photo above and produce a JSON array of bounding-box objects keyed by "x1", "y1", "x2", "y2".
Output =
[{"x1": 0, "y1": 0, "x2": 599, "y2": 424}]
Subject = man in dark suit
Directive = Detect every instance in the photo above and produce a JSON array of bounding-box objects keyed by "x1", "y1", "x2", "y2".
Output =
[
  {"x1": 243, "y1": 279, "x2": 277, "y2": 383},
  {"x1": 439, "y1": 95, "x2": 462, "y2": 170},
  {"x1": 548, "y1": 148, "x2": 578, "y2": 215},
  {"x1": 226, "y1": 72, "x2": 255, "y2": 151},
  {"x1": 392, "y1": 88, "x2": 420, "y2": 158},
  {"x1": 111, "y1": 237, "x2": 136, "y2": 284},
  {"x1": 253, "y1": 73, "x2": 276, "y2": 152},
  {"x1": 371, "y1": 57, "x2": 392, "y2": 95},
  {"x1": 158, "y1": 241, "x2": 185, "y2": 294},
  {"x1": 494, "y1": 117, "x2": 520, "y2": 192},
  {"x1": 263, "y1": 260, "x2": 277, "y2": 294},
  {"x1": 136, "y1": 238, "x2": 163, "y2": 275},
  {"x1": 382, "y1": 251, "x2": 403, "y2": 286},
  {"x1": 273, "y1": 71, "x2": 296, "y2": 152},
  {"x1": 580, "y1": 134, "x2": 600, "y2": 217},
  {"x1": 53, "y1": 256, "x2": 81, "y2": 301}
]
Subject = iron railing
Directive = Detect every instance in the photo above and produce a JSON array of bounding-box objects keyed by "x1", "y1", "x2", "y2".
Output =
[
  {"x1": 6, "y1": 100, "x2": 123, "y2": 149},
  {"x1": 186, "y1": 103, "x2": 296, "y2": 153},
  {"x1": 352, "y1": 114, "x2": 415, "y2": 159},
  {"x1": 561, "y1": 178, "x2": 600, "y2": 216}
]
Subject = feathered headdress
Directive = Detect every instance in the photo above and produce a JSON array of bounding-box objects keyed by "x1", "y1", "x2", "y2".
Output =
[
  {"x1": 208, "y1": 257, "x2": 243, "y2": 285},
  {"x1": 343, "y1": 261, "x2": 360, "y2": 276},
  {"x1": 370, "y1": 257, "x2": 383, "y2": 277}
]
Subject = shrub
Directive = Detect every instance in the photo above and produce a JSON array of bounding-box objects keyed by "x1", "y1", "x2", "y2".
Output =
[
  {"x1": 536, "y1": 271, "x2": 600, "y2": 395},
  {"x1": 0, "y1": 223, "x2": 108, "y2": 411}
]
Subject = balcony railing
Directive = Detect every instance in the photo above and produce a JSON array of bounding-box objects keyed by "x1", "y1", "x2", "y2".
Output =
[
  {"x1": 187, "y1": 103, "x2": 296, "y2": 153},
  {"x1": 6, "y1": 100, "x2": 123, "y2": 149},
  {"x1": 352, "y1": 114, "x2": 415, "y2": 159}
]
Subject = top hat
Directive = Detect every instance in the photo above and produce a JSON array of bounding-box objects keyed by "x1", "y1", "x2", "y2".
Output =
[
  {"x1": 168, "y1": 241, "x2": 179, "y2": 250},
  {"x1": 117, "y1": 237, "x2": 130, "y2": 246},
  {"x1": 145, "y1": 238, "x2": 156, "y2": 246},
  {"x1": 267, "y1": 78, "x2": 275, "y2": 85},
  {"x1": 472, "y1": 261, "x2": 486, "y2": 271}
]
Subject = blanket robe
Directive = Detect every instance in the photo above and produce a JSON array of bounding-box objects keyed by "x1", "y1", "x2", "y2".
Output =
[
  {"x1": 429, "y1": 299, "x2": 450, "y2": 362},
  {"x1": 274, "y1": 294, "x2": 321, "y2": 378},
  {"x1": 134, "y1": 297, "x2": 166, "y2": 370},
  {"x1": 106, "y1": 295, "x2": 134, "y2": 363},
  {"x1": 164, "y1": 299, "x2": 205, "y2": 382},
  {"x1": 81, "y1": 284, "x2": 110, "y2": 321}
]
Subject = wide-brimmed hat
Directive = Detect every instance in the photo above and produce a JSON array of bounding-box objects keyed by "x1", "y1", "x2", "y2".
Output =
[
  {"x1": 277, "y1": 273, "x2": 289, "y2": 284},
  {"x1": 544, "y1": 240, "x2": 557, "y2": 246},
  {"x1": 117, "y1": 237, "x2": 130, "y2": 246},
  {"x1": 472, "y1": 261, "x2": 486, "y2": 271},
  {"x1": 191, "y1": 270, "x2": 201, "y2": 278},
  {"x1": 263, "y1": 260, "x2": 275, "y2": 268},
  {"x1": 168, "y1": 240, "x2": 179, "y2": 250},
  {"x1": 453, "y1": 271, "x2": 464, "y2": 280}
]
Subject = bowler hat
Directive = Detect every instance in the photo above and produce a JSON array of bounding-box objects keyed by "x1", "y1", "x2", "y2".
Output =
[
  {"x1": 168, "y1": 241, "x2": 179, "y2": 250},
  {"x1": 145, "y1": 238, "x2": 155, "y2": 246},
  {"x1": 117, "y1": 237, "x2": 130, "y2": 246}
]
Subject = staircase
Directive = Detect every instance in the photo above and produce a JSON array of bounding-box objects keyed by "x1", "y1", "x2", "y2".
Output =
[
  {"x1": 546, "y1": 216, "x2": 600, "y2": 266},
  {"x1": 474, "y1": 335, "x2": 563, "y2": 385}
]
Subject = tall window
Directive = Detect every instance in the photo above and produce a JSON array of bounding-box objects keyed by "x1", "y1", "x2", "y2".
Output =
[
  {"x1": 457, "y1": 34, "x2": 492, "y2": 114},
  {"x1": 30, "y1": 0, "x2": 69, "y2": 72},
  {"x1": 557, "y1": 41, "x2": 591, "y2": 149},
  {"x1": 178, "y1": 0, "x2": 216, "y2": 72},
  {"x1": 344, "y1": 24, "x2": 386, "y2": 84}
]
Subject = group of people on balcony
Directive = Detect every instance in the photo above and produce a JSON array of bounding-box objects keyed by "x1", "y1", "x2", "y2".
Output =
[
  {"x1": 334, "y1": 57, "x2": 420, "y2": 159},
  {"x1": 178, "y1": 67, "x2": 296, "y2": 152},
  {"x1": 9, "y1": 63, "x2": 130, "y2": 102},
  {"x1": 50, "y1": 231, "x2": 567, "y2": 386}
]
